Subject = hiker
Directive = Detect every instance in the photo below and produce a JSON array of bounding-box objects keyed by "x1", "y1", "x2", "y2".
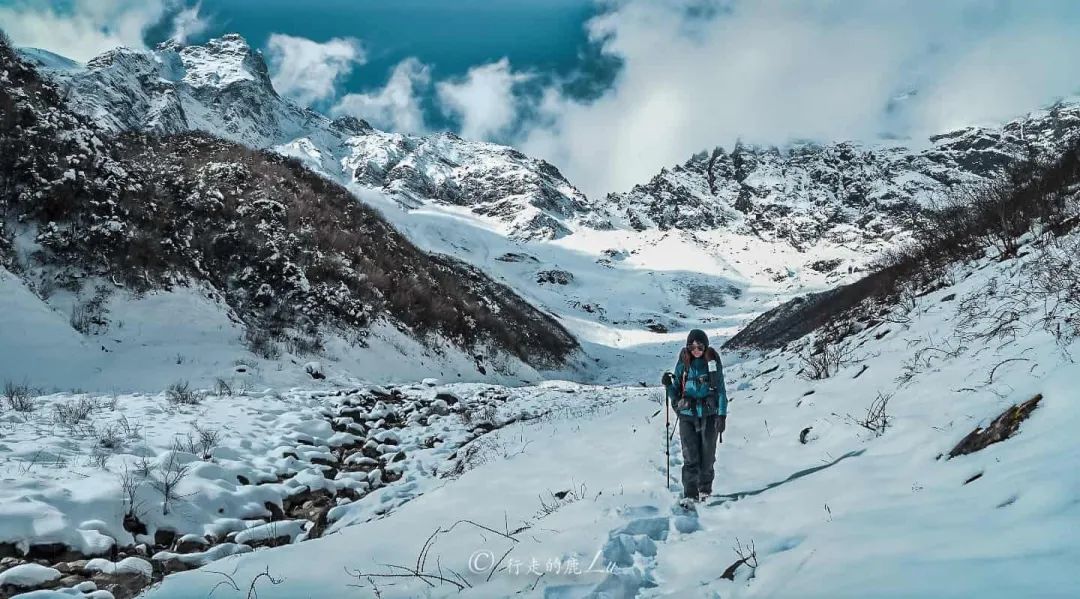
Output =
[{"x1": 662, "y1": 329, "x2": 729, "y2": 506}]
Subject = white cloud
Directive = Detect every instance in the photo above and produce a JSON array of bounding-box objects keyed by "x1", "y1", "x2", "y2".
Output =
[
  {"x1": 332, "y1": 58, "x2": 432, "y2": 135},
  {"x1": 0, "y1": 0, "x2": 207, "y2": 62},
  {"x1": 169, "y1": 2, "x2": 210, "y2": 45},
  {"x1": 436, "y1": 58, "x2": 532, "y2": 142},
  {"x1": 514, "y1": 0, "x2": 1080, "y2": 199},
  {"x1": 266, "y1": 34, "x2": 365, "y2": 107}
]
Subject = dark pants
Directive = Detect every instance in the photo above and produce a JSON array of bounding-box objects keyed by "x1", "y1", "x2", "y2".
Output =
[{"x1": 679, "y1": 414, "x2": 721, "y2": 498}]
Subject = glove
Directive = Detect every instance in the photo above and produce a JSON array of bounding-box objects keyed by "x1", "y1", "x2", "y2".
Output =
[
  {"x1": 661, "y1": 372, "x2": 674, "y2": 386},
  {"x1": 716, "y1": 415, "x2": 727, "y2": 434}
]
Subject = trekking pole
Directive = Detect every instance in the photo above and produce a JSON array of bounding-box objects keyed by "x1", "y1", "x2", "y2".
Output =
[{"x1": 664, "y1": 388, "x2": 671, "y2": 489}]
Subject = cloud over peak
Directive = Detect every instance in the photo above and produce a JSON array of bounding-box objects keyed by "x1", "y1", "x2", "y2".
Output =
[
  {"x1": 332, "y1": 58, "x2": 432, "y2": 135},
  {"x1": 266, "y1": 33, "x2": 365, "y2": 107}
]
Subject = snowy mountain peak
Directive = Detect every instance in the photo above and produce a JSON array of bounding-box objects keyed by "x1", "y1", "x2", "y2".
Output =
[
  {"x1": 176, "y1": 33, "x2": 275, "y2": 92},
  {"x1": 606, "y1": 101, "x2": 1080, "y2": 256},
  {"x1": 45, "y1": 34, "x2": 597, "y2": 240}
]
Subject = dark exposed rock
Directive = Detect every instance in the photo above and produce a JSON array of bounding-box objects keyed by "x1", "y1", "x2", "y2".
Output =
[
  {"x1": 536, "y1": 269, "x2": 574, "y2": 285},
  {"x1": 496, "y1": 252, "x2": 539, "y2": 263},
  {"x1": 153, "y1": 530, "x2": 176, "y2": 549},
  {"x1": 949, "y1": 394, "x2": 1042, "y2": 458},
  {"x1": 264, "y1": 501, "x2": 285, "y2": 521},
  {"x1": 173, "y1": 536, "x2": 209, "y2": 555},
  {"x1": 93, "y1": 569, "x2": 151, "y2": 599},
  {"x1": 808, "y1": 258, "x2": 844, "y2": 273},
  {"x1": 434, "y1": 391, "x2": 461, "y2": 404}
]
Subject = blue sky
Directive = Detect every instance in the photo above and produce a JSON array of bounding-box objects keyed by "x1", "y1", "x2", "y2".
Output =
[
  {"x1": 3, "y1": 0, "x2": 1080, "y2": 197},
  {"x1": 142, "y1": 0, "x2": 615, "y2": 123}
]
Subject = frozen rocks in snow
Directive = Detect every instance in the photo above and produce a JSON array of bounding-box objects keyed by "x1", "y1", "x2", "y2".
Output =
[
  {"x1": 0, "y1": 563, "x2": 62, "y2": 588},
  {"x1": 344, "y1": 454, "x2": 379, "y2": 468},
  {"x1": 234, "y1": 520, "x2": 306, "y2": 548},
  {"x1": 536, "y1": 269, "x2": 574, "y2": 285},
  {"x1": 372, "y1": 430, "x2": 400, "y2": 444},
  {"x1": 303, "y1": 361, "x2": 325, "y2": 380},
  {"x1": 434, "y1": 391, "x2": 461, "y2": 404},
  {"x1": 83, "y1": 556, "x2": 152, "y2": 579},
  {"x1": 173, "y1": 534, "x2": 209, "y2": 554},
  {"x1": 153, "y1": 543, "x2": 253, "y2": 572}
]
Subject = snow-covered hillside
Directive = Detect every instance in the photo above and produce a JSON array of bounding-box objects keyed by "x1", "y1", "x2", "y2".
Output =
[
  {"x1": 4, "y1": 27, "x2": 1080, "y2": 599},
  {"x1": 31, "y1": 34, "x2": 1080, "y2": 386},
  {"x1": 26, "y1": 35, "x2": 597, "y2": 243},
  {"x1": 3, "y1": 225, "x2": 1077, "y2": 599},
  {"x1": 0, "y1": 40, "x2": 581, "y2": 393}
]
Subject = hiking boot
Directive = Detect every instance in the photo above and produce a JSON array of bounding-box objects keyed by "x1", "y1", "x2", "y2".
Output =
[
  {"x1": 678, "y1": 497, "x2": 697, "y2": 510},
  {"x1": 697, "y1": 491, "x2": 710, "y2": 502}
]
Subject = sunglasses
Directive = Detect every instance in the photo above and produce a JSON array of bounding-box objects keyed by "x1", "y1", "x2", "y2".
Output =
[{"x1": 687, "y1": 342, "x2": 706, "y2": 351}]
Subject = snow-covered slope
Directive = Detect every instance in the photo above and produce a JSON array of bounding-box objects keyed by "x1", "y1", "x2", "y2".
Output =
[
  {"x1": 606, "y1": 104, "x2": 1080, "y2": 249},
  {"x1": 46, "y1": 35, "x2": 596, "y2": 242},
  {"x1": 132, "y1": 228, "x2": 1080, "y2": 598},
  {"x1": 4, "y1": 222, "x2": 1077, "y2": 599},
  {"x1": 41, "y1": 35, "x2": 1080, "y2": 379},
  {"x1": 0, "y1": 40, "x2": 582, "y2": 393}
]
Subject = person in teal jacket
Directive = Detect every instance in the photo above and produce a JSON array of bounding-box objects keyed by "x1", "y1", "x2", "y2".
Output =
[{"x1": 662, "y1": 329, "x2": 728, "y2": 505}]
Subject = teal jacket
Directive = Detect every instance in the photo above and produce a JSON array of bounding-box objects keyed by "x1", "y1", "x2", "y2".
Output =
[{"x1": 665, "y1": 349, "x2": 729, "y2": 418}]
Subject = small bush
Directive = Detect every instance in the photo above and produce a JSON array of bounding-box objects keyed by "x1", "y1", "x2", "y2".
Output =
[
  {"x1": 214, "y1": 377, "x2": 233, "y2": 396},
  {"x1": 3, "y1": 381, "x2": 35, "y2": 412},
  {"x1": 856, "y1": 392, "x2": 892, "y2": 436},
  {"x1": 166, "y1": 380, "x2": 202, "y2": 405},
  {"x1": 285, "y1": 331, "x2": 324, "y2": 356},
  {"x1": 244, "y1": 328, "x2": 281, "y2": 360},
  {"x1": 173, "y1": 424, "x2": 220, "y2": 459},
  {"x1": 798, "y1": 338, "x2": 855, "y2": 380},
  {"x1": 70, "y1": 285, "x2": 111, "y2": 335},
  {"x1": 94, "y1": 423, "x2": 125, "y2": 450},
  {"x1": 1026, "y1": 236, "x2": 1080, "y2": 343},
  {"x1": 53, "y1": 397, "x2": 95, "y2": 428}
]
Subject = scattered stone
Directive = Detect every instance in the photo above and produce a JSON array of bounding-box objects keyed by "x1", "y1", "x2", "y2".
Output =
[
  {"x1": 536, "y1": 269, "x2": 574, "y2": 285},
  {"x1": 303, "y1": 361, "x2": 325, "y2": 380},
  {"x1": 0, "y1": 562, "x2": 62, "y2": 589},
  {"x1": 173, "y1": 535, "x2": 209, "y2": 555},
  {"x1": 949, "y1": 394, "x2": 1042, "y2": 458},
  {"x1": 264, "y1": 501, "x2": 285, "y2": 521},
  {"x1": 154, "y1": 530, "x2": 176, "y2": 549}
]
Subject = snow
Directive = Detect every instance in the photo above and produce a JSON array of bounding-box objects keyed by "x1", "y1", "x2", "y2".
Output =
[
  {"x1": 0, "y1": 270, "x2": 549, "y2": 392},
  {"x1": 0, "y1": 563, "x2": 61, "y2": 588},
  {"x1": 83, "y1": 557, "x2": 152, "y2": 579},
  {"x1": 177, "y1": 35, "x2": 260, "y2": 90},
  {"x1": 6, "y1": 34, "x2": 1080, "y2": 598},
  {"x1": 37, "y1": 34, "x2": 1064, "y2": 394},
  {"x1": 129, "y1": 233, "x2": 1079, "y2": 598},
  {"x1": 11, "y1": 590, "x2": 114, "y2": 599}
]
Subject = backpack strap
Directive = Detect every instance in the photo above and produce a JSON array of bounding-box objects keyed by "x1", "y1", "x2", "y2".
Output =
[
  {"x1": 679, "y1": 348, "x2": 690, "y2": 399},
  {"x1": 705, "y1": 348, "x2": 721, "y2": 393}
]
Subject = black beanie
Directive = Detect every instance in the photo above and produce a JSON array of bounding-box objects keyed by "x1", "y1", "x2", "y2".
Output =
[{"x1": 687, "y1": 329, "x2": 709, "y2": 347}]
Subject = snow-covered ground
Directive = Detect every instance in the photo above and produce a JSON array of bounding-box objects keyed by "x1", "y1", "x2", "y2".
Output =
[
  {"x1": 0, "y1": 262, "x2": 559, "y2": 394},
  {"x1": 0, "y1": 182, "x2": 857, "y2": 393},
  {"x1": 346, "y1": 185, "x2": 868, "y2": 384},
  {"x1": 4, "y1": 232, "x2": 1077, "y2": 598}
]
